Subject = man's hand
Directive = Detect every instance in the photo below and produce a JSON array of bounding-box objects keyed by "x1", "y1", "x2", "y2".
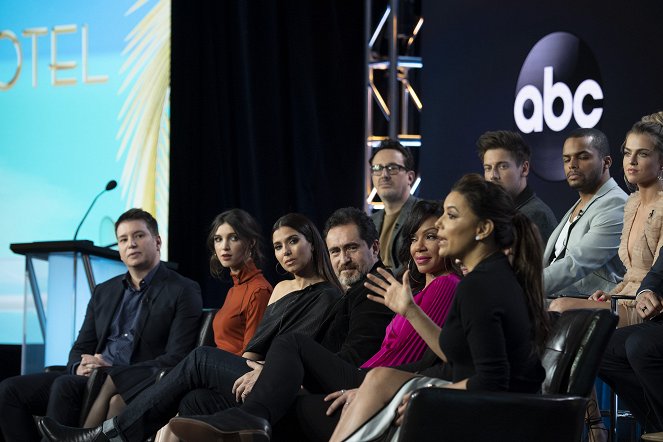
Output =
[
  {"x1": 76, "y1": 353, "x2": 110, "y2": 376},
  {"x1": 324, "y1": 388, "x2": 357, "y2": 415},
  {"x1": 636, "y1": 290, "x2": 663, "y2": 320},
  {"x1": 232, "y1": 360, "x2": 263, "y2": 403}
]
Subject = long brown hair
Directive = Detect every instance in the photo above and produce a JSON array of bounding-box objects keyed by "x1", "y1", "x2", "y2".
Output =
[
  {"x1": 272, "y1": 213, "x2": 343, "y2": 292},
  {"x1": 451, "y1": 174, "x2": 550, "y2": 353},
  {"x1": 207, "y1": 209, "x2": 266, "y2": 278}
]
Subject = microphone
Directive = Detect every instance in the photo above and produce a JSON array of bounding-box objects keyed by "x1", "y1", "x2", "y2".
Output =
[{"x1": 73, "y1": 180, "x2": 118, "y2": 240}]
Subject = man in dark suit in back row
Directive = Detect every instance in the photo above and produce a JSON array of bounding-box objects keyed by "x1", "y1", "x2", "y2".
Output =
[{"x1": 0, "y1": 208, "x2": 202, "y2": 441}]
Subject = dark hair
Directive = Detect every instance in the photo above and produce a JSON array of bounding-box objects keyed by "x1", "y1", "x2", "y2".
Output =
[
  {"x1": 207, "y1": 209, "x2": 266, "y2": 278},
  {"x1": 567, "y1": 128, "x2": 610, "y2": 157},
  {"x1": 115, "y1": 208, "x2": 159, "y2": 237},
  {"x1": 396, "y1": 200, "x2": 461, "y2": 291},
  {"x1": 451, "y1": 174, "x2": 549, "y2": 353},
  {"x1": 476, "y1": 130, "x2": 531, "y2": 165},
  {"x1": 322, "y1": 207, "x2": 379, "y2": 247},
  {"x1": 368, "y1": 139, "x2": 415, "y2": 172},
  {"x1": 272, "y1": 213, "x2": 343, "y2": 292}
]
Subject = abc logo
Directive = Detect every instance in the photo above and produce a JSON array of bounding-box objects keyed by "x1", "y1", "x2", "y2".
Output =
[
  {"x1": 513, "y1": 32, "x2": 604, "y2": 181},
  {"x1": 515, "y1": 66, "x2": 603, "y2": 133}
]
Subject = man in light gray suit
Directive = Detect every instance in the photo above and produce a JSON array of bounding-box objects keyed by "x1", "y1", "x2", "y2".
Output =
[
  {"x1": 369, "y1": 139, "x2": 420, "y2": 276},
  {"x1": 544, "y1": 128, "x2": 627, "y2": 297}
]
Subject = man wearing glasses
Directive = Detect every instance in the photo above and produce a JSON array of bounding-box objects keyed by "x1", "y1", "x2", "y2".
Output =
[{"x1": 369, "y1": 139, "x2": 420, "y2": 276}]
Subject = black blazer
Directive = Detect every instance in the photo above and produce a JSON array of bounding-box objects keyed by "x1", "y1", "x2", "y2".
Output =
[
  {"x1": 66, "y1": 262, "x2": 202, "y2": 372},
  {"x1": 639, "y1": 246, "x2": 663, "y2": 297}
]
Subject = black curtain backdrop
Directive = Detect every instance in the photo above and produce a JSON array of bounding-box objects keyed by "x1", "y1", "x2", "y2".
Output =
[{"x1": 170, "y1": 1, "x2": 366, "y2": 306}]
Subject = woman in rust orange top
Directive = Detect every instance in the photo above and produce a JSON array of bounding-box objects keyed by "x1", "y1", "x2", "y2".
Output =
[{"x1": 208, "y1": 209, "x2": 273, "y2": 355}]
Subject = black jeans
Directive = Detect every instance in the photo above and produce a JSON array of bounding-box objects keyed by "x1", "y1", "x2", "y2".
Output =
[
  {"x1": 0, "y1": 371, "x2": 87, "y2": 442},
  {"x1": 599, "y1": 320, "x2": 663, "y2": 432},
  {"x1": 115, "y1": 347, "x2": 250, "y2": 441},
  {"x1": 241, "y1": 333, "x2": 367, "y2": 425}
]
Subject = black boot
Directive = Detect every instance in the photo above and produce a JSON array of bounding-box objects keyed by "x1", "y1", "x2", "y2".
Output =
[
  {"x1": 38, "y1": 416, "x2": 124, "y2": 442},
  {"x1": 169, "y1": 408, "x2": 272, "y2": 442}
]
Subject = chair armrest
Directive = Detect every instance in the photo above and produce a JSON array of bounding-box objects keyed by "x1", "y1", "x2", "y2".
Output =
[
  {"x1": 198, "y1": 308, "x2": 219, "y2": 347},
  {"x1": 548, "y1": 294, "x2": 590, "y2": 299},
  {"x1": 609, "y1": 294, "x2": 636, "y2": 312},
  {"x1": 399, "y1": 388, "x2": 587, "y2": 442},
  {"x1": 44, "y1": 365, "x2": 67, "y2": 373}
]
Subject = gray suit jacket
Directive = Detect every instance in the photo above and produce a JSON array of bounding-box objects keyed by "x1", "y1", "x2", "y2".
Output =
[
  {"x1": 371, "y1": 194, "x2": 420, "y2": 276},
  {"x1": 543, "y1": 178, "x2": 627, "y2": 296}
]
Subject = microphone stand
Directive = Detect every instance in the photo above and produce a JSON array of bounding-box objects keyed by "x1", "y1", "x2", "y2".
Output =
[{"x1": 73, "y1": 181, "x2": 117, "y2": 240}]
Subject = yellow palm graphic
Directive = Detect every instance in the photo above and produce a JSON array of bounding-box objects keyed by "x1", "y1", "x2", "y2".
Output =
[{"x1": 116, "y1": 0, "x2": 170, "y2": 257}]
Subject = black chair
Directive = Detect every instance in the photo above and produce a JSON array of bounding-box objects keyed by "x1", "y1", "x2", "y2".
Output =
[{"x1": 398, "y1": 309, "x2": 618, "y2": 441}]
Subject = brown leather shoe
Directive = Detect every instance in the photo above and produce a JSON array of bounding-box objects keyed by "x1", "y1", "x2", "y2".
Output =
[{"x1": 169, "y1": 408, "x2": 271, "y2": 442}]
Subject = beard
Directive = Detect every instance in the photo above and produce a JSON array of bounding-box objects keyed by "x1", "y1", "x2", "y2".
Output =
[{"x1": 337, "y1": 264, "x2": 363, "y2": 290}]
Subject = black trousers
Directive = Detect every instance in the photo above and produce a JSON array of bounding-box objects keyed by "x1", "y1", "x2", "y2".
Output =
[
  {"x1": 241, "y1": 333, "x2": 367, "y2": 428},
  {"x1": 599, "y1": 320, "x2": 663, "y2": 432},
  {"x1": 115, "y1": 346, "x2": 250, "y2": 441},
  {"x1": 0, "y1": 371, "x2": 87, "y2": 442}
]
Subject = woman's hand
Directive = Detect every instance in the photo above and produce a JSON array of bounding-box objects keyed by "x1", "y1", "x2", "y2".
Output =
[
  {"x1": 394, "y1": 392, "x2": 412, "y2": 426},
  {"x1": 365, "y1": 267, "x2": 417, "y2": 318},
  {"x1": 232, "y1": 360, "x2": 264, "y2": 402},
  {"x1": 324, "y1": 388, "x2": 358, "y2": 415},
  {"x1": 588, "y1": 290, "x2": 611, "y2": 302}
]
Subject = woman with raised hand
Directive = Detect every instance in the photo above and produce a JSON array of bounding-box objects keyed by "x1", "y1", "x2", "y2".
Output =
[
  {"x1": 328, "y1": 174, "x2": 549, "y2": 441},
  {"x1": 38, "y1": 213, "x2": 342, "y2": 442}
]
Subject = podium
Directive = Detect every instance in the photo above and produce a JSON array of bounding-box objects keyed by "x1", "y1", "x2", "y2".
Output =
[{"x1": 10, "y1": 241, "x2": 127, "y2": 374}]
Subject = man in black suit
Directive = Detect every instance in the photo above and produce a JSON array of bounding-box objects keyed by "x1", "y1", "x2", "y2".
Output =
[
  {"x1": 599, "y1": 248, "x2": 663, "y2": 438},
  {"x1": 0, "y1": 208, "x2": 202, "y2": 441}
]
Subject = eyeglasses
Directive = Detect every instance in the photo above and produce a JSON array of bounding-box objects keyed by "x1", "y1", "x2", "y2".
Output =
[{"x1": 371, "y1": 163, "x2": 407, "y2": 176}]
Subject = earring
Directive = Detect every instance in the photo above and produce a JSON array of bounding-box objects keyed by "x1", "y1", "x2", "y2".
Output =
[
  {"x1": 475, "y1": 235, "x2": 481, "y2": 241},
  {"x1": 275, "y1": 262, "x2": 288, "y2": 276}
]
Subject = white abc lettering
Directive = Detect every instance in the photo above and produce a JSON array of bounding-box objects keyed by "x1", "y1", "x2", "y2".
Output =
[
  {"x1": 513, "y1": 85, "x2": 543, "y2": 133},
  {"x1": 514, "y1": 66, "x2": 603, "y2": 133},
  {"x1": 543, "y1": 66, "x2": 573, "y2": 132},
  {"x1": 573, "y1": 79, "x2": 603, "y2": 128}
]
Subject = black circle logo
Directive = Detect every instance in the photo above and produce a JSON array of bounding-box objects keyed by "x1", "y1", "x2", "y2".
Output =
[{"x1": 514, "y1": 32, "x2": 604, "y2": 181}]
